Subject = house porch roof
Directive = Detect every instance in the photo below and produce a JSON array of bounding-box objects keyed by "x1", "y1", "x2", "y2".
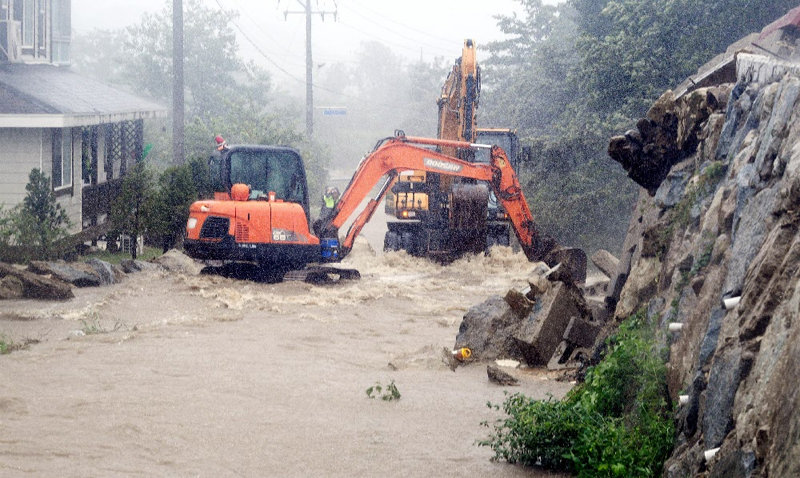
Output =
[{"x1": 0, "y1": 63, "x2": 167, "y2": 128}]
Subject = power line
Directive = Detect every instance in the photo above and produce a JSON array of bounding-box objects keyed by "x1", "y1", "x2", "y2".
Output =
[
  {"x1": 348, "y1": 0, "x2": 457, "y2": 46},
  {"x1": 283, "y1": 0, "x2": 339, "y2": 137},
  {"x1": 213, "y1": 0, "x2": 415, "y2": 110},
  {"x1": 215, "y1": 0, "x2": 307, "y2": 84},
  {"x1": 228, "y1": 0, "x2": 307, "y2": 70},
  {"x1": 342, "y1": 4, "x2": 454, "y2": 57}
]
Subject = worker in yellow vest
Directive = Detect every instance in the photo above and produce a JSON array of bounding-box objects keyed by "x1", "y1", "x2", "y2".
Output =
[{"x1": 313, "y1": 186, "x2": 340, "y2": 236}]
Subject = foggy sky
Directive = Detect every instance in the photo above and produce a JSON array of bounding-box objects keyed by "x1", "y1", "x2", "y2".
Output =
[{"x1": 71, "y1": 0, "x2": 560, "y2": 89}]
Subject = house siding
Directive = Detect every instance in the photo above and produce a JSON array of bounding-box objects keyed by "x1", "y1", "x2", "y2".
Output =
[
  {"x1": 0, "y1": 128, "x2": 43, "y2": 208},
  {"x1": 54, "y1": 127, "x2": 81, "y2": 234},
  {"x1": 0, "y1": 127, "x2": 81, "y2": 234}
]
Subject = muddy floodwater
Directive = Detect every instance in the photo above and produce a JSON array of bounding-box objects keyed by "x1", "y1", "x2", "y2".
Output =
[{"x1": 0, "y1": 239, "x2": 572, "y2": 477}]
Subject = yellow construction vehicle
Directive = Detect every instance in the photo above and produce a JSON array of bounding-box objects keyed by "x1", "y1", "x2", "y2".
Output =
[{"x1": 384, "y1": 40, "x2": 528, "y2": 257}]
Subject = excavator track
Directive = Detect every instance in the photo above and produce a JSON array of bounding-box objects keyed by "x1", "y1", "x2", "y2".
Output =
[{"x1": 284, "y1": 265, "x2": 361, "y2": 284}]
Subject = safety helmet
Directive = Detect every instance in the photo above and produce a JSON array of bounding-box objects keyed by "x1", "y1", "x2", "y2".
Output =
[
  {"x1": 215, "y1": 135, "x2": 227, "y2": 150},
  {"x1": 325, "y1": 186, "x2": 340, "y2": 199}
]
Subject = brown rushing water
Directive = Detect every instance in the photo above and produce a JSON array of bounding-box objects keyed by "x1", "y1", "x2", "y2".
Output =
[{"x1": 0, "y1": 238, "x2": 573, "y2": 477}]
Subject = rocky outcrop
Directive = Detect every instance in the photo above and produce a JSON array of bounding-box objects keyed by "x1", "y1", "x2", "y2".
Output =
[
  {"x1": 28, "y1": 260, "x2": 104, "y2": 287},
  {"x1": 609, "y1": 86, "x2": 730, "y2": 195},
  {"x1": 0, "y1": 254, "x2": 174, "y2": 301},
  {"x1": 607, "y1": 40, "x2": 800, "y2": 476},
  {"x1": 0, "y1": 262, "x2": 74, "y2": 300},
  {"x1": 454, "y1": 265, "x2": 598, "y2": 368}
]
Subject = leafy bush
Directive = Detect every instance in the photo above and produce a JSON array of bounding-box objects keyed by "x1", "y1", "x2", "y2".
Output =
[
  {"x1": 0, "y1": 169, "x2": 72, "y2": 262},
  {"x1": 0, "y1": 206, "x2": 14, "y2": 249},
  {"x1": 149, "y1": 164, "x2": 198, "y2": 252},
  {"x1": 480, "y1": 310, "x2": 675, "y2": 477},
  {"x1": 111, "y1": 162, "x2": 155, "y2": 259}
]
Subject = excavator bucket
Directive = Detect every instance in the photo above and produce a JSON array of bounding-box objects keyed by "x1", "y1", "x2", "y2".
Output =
[
  {"x1": 544, "y1": 247, "x2": 588, "y2": 284},
  {"x1": 450, "y1": 183, "x2": 489, "y2": 255}
]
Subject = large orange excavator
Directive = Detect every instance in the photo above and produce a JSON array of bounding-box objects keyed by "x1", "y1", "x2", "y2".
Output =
[{"x1": 184, "y1": 132, "x2": 586, "y2": 281}]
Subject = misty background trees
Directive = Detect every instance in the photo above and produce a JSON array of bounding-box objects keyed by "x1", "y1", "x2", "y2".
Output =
[
  {"x1": 480, "y1": 0, "x2": 797, "y2": 252},
  {"x1": 70, "y1": 0, "x2": 797, "y2": 255}
]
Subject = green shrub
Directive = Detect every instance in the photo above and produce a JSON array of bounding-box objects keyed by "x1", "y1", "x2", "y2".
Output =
[
  {"x1": 480, "y1": 310, "x2": 675, "y2": 477},
  {"x1": 111, "y1": 162, "x2": 155, "y2": 259},
  {"x1": 0, "y1": 334, "x2": 11, "y2": 355},
  {"x1": 149, "y1": 164, "x2": 198, "y2": 252},
  {"x1": 1, "y1": 169, "x2": 72, "y2": 261}
]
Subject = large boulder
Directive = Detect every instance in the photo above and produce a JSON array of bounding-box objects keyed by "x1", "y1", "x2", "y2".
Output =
[
  {"x1": 544, "y1": 247, "x2": 587, "y2": 283},
  {"x1": 120, "y1": 259, "x2": 162, "y2": 274},
  {"x1": 456, "y1": 272, "x2": 596, "y2": 367},
  {"x1": 0, "y1": 275, "x2": 25, "y2": 299},
  {"x1": 84, "y1": 258, "x2": 117, "y2": 285},
  {"x1": 27, "y1": 260, "x2": 102, "y2": 287},
  {"x1": 514, "y1": 281, "x2": 591, "y2": 366},
  {"x1": 590, "y1": 249, "x2": 620, "y2": 280},
  {"x1": 0, "y1": 262, "x2": 73, "y2": 300},
  {"x1": 153, "y1": 249, "x2": 203, "y2": 275},
  {"x1": 454, "y1": 295, "x2": 523, "y2": 361}
]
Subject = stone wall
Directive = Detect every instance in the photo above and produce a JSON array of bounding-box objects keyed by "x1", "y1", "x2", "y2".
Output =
[{"x1": 608, "y1": 50, "x2": 800, "y2": 476}]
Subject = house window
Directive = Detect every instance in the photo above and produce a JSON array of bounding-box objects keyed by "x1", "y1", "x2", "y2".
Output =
[
  {"x1": 14, "y1": 0, "x2": 47, "y2": 58},
  {"x1": 21, "y1": 0, "x2": 33, "y2": 47},
  {"x1": 51, "y1": 0, "x2": 69, "y2": 64},
  {"x1": 52, "y1": 128, "x2": 72, "y2": 189}
]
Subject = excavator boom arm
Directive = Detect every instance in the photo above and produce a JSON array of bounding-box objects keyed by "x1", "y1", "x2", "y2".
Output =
[
  {"x1": 437, "y1": 39, "x2": 479, "y2": 156},
  {"x1": 323, "y1": 135, "x2": 549, "y2": 261}
]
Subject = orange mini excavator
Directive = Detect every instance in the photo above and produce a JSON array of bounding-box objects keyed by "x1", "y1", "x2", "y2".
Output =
[{"x1": 184, "y1": 133, "x2": 586, "y2": 281}]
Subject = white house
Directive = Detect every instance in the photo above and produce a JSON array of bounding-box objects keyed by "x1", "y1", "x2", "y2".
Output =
[{"x1": 0, "y1": 0, "x2": 166, "y2": 240}]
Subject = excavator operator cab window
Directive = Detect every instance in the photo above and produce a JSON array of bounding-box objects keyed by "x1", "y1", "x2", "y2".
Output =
[
  {"x1": 208, "y1": 156, "x2": 225, "y2": 195},
  {"x1": 229, "y1": 149, "x2": 308, "y2": 208},
  {"x1": 474, "y1": 133, "x2": 513, "y2": 164}
]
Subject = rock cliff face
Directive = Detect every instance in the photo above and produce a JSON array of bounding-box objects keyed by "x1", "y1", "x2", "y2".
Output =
[{"x1": 608, "y1": 35, "x2": 800, "y2": 476}]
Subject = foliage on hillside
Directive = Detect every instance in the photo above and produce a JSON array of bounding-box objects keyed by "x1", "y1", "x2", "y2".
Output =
[{"x1": 480, "y1": 0, "x2": 797, "y2": 253}]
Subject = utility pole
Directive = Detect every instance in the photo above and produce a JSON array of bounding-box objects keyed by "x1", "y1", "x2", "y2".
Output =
[
  {"x1": 172, "y1": 0, "x2": 185, "y2": 164},
  {"x1": 284, "y1": 1, "x2": 337, "y2": 139}
]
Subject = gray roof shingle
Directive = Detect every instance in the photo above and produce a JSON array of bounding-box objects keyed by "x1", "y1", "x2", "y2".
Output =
[{"x1": 0, "y1": 63, "x2": 166, "y2": 125}]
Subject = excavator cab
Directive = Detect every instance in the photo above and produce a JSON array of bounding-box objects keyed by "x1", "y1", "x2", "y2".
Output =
[
  {"x1": 185, "y1": 145, "x2": 323, "y2": 273},
  {"x1": 227, "y1": 148, "x2": 310, "y2": 211}
]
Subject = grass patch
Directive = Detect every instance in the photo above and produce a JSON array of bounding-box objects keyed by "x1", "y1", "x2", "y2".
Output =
[
  {"x1": 479, "y1": 310, "x2": 675, "y2": 477},
  {"x1": 80, "y1": 315, "x2": 125, "y2": 335},
  {"x1": 79, "y1": 246, "x2": 162, "y2": 265},
  {"x1": 0, "y1": 334, "x2": 11, "y2": 355},
  {"x1": 0, "y1": 334, "x2": 38, "y2": 355}
]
